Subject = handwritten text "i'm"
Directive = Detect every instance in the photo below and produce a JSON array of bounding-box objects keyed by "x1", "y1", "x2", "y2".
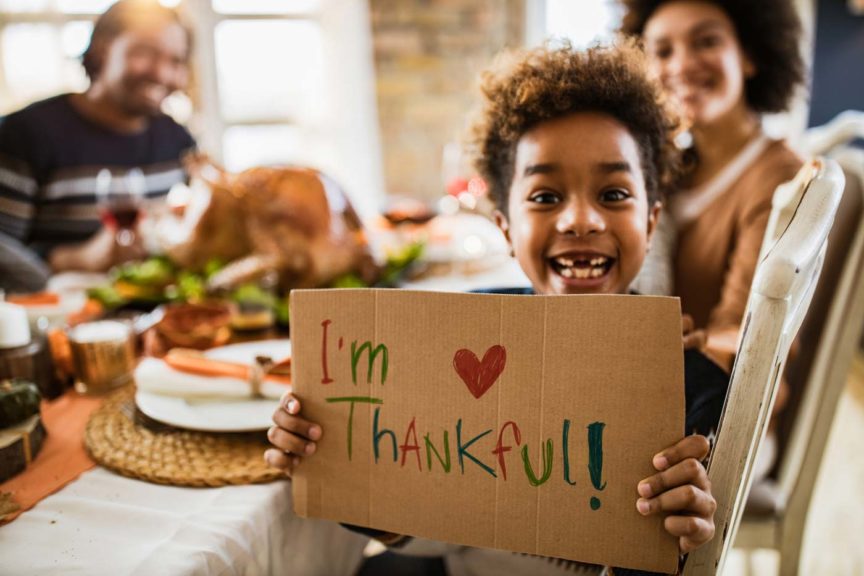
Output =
[{"x1": 320, "y1": 319, "x2": 390, "y2": 386}]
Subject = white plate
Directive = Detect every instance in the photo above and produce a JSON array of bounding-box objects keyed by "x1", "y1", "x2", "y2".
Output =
[{"x1": 135, "y1": 339, "x2": 291, "y2": 432}]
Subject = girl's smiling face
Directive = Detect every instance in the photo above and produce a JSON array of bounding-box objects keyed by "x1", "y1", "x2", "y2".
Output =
[
  {"x1": 496, "y1": 112, "x2": 660, "y2": 296},
  {"x1": 642, "y1": 0, "x2": 754, "y2": 127}
]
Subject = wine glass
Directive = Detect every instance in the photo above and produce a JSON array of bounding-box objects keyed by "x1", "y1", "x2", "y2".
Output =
[{"x1": 96, "y1": 168, "x2": 147, "y2": 248}]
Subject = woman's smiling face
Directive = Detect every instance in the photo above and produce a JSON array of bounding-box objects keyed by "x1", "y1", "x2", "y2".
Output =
[
  {"x1": 642, "y1": 0, "x2": 754, "y2": 127},
  {"x1": 496, "y1": 112, "x2": 659, "y2": 296}
]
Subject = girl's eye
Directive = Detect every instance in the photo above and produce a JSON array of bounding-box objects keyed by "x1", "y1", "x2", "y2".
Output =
[
  {"x1": 528, "y1": 190, "x2": 560, "y2": 205},
  {"x1": 600, "y1": 188, "x2": 630, "y2": 202}
]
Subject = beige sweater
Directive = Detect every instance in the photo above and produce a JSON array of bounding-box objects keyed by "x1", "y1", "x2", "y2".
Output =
[{"x1": 673, "y1": 139, "x2": 802, "y2": 366}]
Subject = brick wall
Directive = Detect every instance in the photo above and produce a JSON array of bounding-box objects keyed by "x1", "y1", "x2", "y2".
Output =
[{"x1": 370, "y1": 0, "x2": 525, "y2": 202}]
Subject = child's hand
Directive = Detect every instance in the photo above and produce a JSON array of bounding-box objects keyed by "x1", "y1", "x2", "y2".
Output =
[
  {"x1": 264, "y1": 392, "x2": 323, "y2": 478},
  {"x1": 636, "y1": 434, "x2": 715, "y2": 553},
  {"x1": 682, "y1": 314, "x2": 706, "y2": 350}
]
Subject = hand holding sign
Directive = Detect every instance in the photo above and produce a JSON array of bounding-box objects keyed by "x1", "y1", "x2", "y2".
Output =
[
  {"x1": 266, "y1": 392, "x2": 320, "y2": 476},
  {"x1": 636, "y1": 434, "x2": 714, "y2": 553}
]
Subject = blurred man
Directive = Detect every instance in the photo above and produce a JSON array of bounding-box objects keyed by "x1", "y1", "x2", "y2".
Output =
[{"x1": 0, "y1": 0, "x2": 195, "y2": 283}]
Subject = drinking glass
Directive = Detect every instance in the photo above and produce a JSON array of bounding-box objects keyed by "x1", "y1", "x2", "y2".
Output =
[
  {"x1": 68, "y1": 320, "x2": 135, "y2": 395},
  {"x1": 96, "y1": 168, "x2": 147, "y2": 247}
]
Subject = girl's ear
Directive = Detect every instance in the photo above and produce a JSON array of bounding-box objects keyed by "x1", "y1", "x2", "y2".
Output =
[
  {"x1": 646, "y1": 200, "x2": 662, "y2": 249},
  {"x1": 494, "y1": 209, "x2": 512, "y2": 247}
]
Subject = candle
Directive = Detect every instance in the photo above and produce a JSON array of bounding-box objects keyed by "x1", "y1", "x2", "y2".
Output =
[{"x1": 0, "y1": 302, "x2": 31, "y2": 349}]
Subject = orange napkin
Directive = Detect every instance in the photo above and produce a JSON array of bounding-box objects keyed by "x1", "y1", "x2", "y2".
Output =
[
  {"x1": 163, "y1": 350, "x2": 291, "y2": 385},
  {"x1": 0, "y1": 390, "x2": 102, "y2": 524},
  {"x1": 5, "y1": 292, "x2": 61, "y2": 306}
]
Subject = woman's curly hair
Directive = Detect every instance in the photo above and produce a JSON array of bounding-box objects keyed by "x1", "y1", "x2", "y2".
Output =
[
  {"x1": 82, "y1": 0, "x2": 191, "y2": 81},
  {"x1": 619, "y1": 0, "x2": 805, "y2": 114},
  {"x1": 467, "y1": 40, "x2": 680, "y2": 213}
]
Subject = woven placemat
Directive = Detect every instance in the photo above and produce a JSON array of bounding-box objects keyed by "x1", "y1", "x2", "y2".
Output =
[{"x1": 85, "y1": 386, "x2": 283, "y2": 487}]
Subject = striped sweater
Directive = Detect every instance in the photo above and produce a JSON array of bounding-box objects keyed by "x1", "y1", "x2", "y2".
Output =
[{"x1": 0, "y1": 93, "x2": 195, "y2": 257}]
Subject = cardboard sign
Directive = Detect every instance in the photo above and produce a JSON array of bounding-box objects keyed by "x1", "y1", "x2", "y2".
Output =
[{"x1": 291, "y1": 289, "x2": 684, "y2": 573}]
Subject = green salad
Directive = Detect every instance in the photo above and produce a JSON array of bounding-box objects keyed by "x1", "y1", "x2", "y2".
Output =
[{"x1": 88, "y1": 241, "x2": 424, "y2": 325}]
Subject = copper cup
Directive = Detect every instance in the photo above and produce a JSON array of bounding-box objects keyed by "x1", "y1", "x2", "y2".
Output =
[{"x1": 68, "y1": 320, "x2": 135, "y2": 395}]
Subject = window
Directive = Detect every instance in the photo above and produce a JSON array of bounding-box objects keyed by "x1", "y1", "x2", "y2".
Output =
[
  {"x1": 526, "y1": 0, "x2": 620, "y2": 48},
  {"x1": 0, "y1": 3, "x2": 100, "y2": 112},
  {"x1": 544, "y1": 0, "x2": 619, "y2": 47},
  {"x1": 191, "y1": 0, "x2": 383, "y2": 218}
]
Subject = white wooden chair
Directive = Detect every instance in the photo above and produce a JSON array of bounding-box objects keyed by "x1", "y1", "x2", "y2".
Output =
[
  {"x1": 730, "y1": 145, "x2": 864, "y2": 576},
  {"x1": 682, "y1": 157, "x2": 846, "y2": 576}
]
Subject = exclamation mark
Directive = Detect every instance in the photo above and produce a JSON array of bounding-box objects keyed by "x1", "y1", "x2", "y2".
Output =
[{"x1": 587, "y1": 422, "x2": 606, "y2": 510}]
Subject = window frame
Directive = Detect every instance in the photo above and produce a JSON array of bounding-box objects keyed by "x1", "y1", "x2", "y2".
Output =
[{"x1": 181, "y1": 0, "x2": 327, "y2": 163}]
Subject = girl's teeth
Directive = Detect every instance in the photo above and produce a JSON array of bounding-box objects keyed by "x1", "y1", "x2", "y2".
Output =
[
  {"x1": 556, "y1": 256, "x2": 607, "y2": 267},
  {"x1": 554, "y1": 255, "x2": 611, "y2": 280}
]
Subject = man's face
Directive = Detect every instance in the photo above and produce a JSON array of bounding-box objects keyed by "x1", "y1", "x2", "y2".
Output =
[
  {"x1": 496, "y1": 112, "x2": 659, "y2": 296},
  {"x1": 96, "y1": 18, "x2": 189, "y2": 117}
]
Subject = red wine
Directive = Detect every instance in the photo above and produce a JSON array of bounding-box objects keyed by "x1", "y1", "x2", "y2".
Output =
[{"x1": 101, "y1": 206, "x2": 140, "y2": 229}]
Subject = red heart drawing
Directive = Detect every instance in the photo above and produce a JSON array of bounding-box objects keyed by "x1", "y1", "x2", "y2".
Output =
[{"x1": 453, "y1": 345, "x2": 507, "y2": 399}]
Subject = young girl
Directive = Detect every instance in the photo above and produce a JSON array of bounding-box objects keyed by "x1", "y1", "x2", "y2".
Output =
[{"x1": 266, "y1": 41, "x2": 726, "y2": 576}]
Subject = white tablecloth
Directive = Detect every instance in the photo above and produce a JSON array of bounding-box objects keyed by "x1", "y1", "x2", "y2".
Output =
[{"x1": 0, "y1": 468, "x2": 369, "y2": 576}]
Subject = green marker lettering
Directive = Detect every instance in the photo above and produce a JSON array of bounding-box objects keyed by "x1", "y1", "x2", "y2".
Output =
[
  {"x1": 587, "y1": 421, "x2": 606, "y2": 510},
  {"x1": 424, "y1": 431, "x2": 452, "y2": 473},
  {"x1": 326, "y1": 396, "x2": 383, "y2": 460},
  {"x1": 351, "y1": 340, "x2": 389, "y2": 385},
  {"x1": 562, "y1": 419, "x2": 577, "y2": 486},
  {"x1": 587, "y1": 422, "x2": 606, "y2": 490},
  {"x1": 521, "y1": 439, "x2": 554, "y2": 487}
]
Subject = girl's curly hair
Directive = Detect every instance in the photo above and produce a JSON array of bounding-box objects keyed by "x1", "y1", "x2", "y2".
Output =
[
  {"x1": 619, "y1": 0, "x2": 805, "y2": 114},
  {"x1": 467, "y1": 40, "x2": 680, "y2": 213}
]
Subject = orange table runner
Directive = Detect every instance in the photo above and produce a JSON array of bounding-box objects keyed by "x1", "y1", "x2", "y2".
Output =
[{"x1": 0, "y1": 389, "x2": 103, "y2": 523}]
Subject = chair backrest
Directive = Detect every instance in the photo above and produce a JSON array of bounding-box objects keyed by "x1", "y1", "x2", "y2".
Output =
[
  {"x1": 775, "y1": 148, "x2": 864, "y2": 510},
  {"x1": 682, "y1": 158, "x2": 845, "y2": 576}
]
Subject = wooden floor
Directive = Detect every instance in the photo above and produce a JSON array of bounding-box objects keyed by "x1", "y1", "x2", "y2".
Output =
[{"x1": 726, "y1": 353, "x2": 864, "y2": 575}]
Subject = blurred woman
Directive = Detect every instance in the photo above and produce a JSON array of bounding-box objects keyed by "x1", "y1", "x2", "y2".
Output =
[{"x1": 621, "y1": 0, "x2": 805, "y2": 370}]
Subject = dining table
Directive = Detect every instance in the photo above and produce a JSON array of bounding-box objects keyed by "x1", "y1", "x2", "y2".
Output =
[{"x1": 0, "y1": 257, "x2": 530, "y2": 576}]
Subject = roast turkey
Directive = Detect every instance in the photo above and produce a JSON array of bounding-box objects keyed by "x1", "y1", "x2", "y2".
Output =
[{"x1": 157, "y1": 161, "x2": 377, "y2": 290}]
